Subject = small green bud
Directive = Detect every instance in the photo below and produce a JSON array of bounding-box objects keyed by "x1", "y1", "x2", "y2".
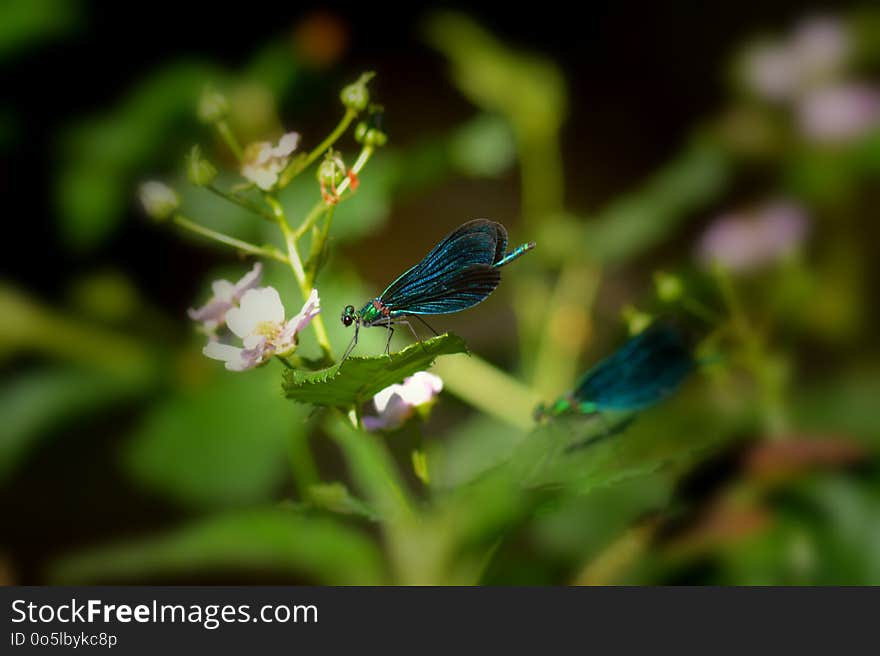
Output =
[
  {"x1": 354, "y1": 105, "x2": 387, "y2": 147},
  {"x1": 316, "y1": 150, "x2": 346, "y2": 188},
  {"x1": 621, "y1": 304, "x2": 653, "y2": 336},
  {"x1": 186, "y1": 145, "x2": 218, "y2": 187},
  {"x1": 138, "y1": 181, "x2": 179, "y2": 222},
  {"x1": 339, "y1": 71, "x2": 375, "y2": 112},
  {"x1": 197, "y1": 85, "x2": 229, "y2": 124},
  {"x1": 654, "y1": 271, "x2": 684, "y2": 302}
]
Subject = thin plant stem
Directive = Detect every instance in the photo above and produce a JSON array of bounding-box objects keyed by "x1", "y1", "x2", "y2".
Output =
[
  {"x1": 263, "y1": 194, "x2": 335, "y2": 361},
  {"x1": 713, "y1": 265, "x2": 787, "y2": 435},
  {"x1": 280, "y1": 108, "x2": 357, "y2": 186},
  {"x1": 215, "y1": 120, "x2": 243, "y2": 160},
  {"x1": 173, "y1": 214, "x2": 288, "y2": 263},
  {"x1": 206, "y1": 185, "x2": 274, "y2": 221}
]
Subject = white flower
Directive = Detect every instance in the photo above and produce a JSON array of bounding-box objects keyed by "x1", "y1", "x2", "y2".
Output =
[
  {"x1": 240, "y1": 131, "x2": 300, "y2": 190},
  {"x1": 188, "y1": 262, "x2": 263, "y2": 333},
  {"x1": 363, "y1": 372, "x2": 443, "y2": 432},
  {"x1": 203, "y1": 287, "x2": 320, "y2": 371},
  {"x1": 696, "y1": 201, "x2": 809, "y2": 273},
  {"x1": 797, "y1": 84, "x2": 880, "y2": 143}
]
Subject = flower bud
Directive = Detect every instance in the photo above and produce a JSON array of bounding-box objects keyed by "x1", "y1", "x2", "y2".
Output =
[
  {"x1": 316, "y1": 150, "x2": 346, "y2": 188},
  {"x1": 653, "y1": 271, "x2": 684, "y2": 302},
  {"x1": 138, "y1": 181, "x2": 179, "y2": 222},
  {"x1": 354, "y1": 105, "x2": 387, "y2": 147},
  {"x1": 621, "y1": 304, "x2": 653, "y2": 336},
  {"x1": 197, "y1": 85, "x2": 229, "y2": 124},
  {"x1": 339, "y1": 72, "x2": 375, "y2": 113},
  {"x1": 186, "y1": 145, "x2": 218, "y2": 187}
]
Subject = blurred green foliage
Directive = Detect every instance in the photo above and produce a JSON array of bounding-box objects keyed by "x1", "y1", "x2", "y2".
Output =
[{"x1": 3, "y1": 7, "x2": 880, "y2": 586}]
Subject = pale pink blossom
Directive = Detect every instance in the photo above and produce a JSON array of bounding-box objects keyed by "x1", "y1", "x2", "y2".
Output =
[
  {"x1": 742, "y1": 16, "x2": 851, "y2": 102},
  {"x1": 363, "y1": 372, "x2": 443, "y2": 432},
  {"x1": 241, "y1": 132, "x2": 300, "y2": 190},
  {"x1": 203, "y1": 287, "x2": 320, "y2": 371},
  {"x1": 797, "y1": 84, "x2": 880, "y2": 143},
  {"x1": 188, "y1": 262, "x2": 262, "y2": 333},
  {"x1": 697, "y1": 201, "x2": 808, "y2": 273}
]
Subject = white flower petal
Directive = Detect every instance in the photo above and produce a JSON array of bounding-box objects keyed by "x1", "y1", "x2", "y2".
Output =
[
  {"x1": 232, "y1": 262, "x2": 263, "y2": 299},
  {"x1": 374, "y1": 383, "x2": 405, "y2": 414},
  {"x1": 227, "y1": 287, "x2": 285, "y2": 338},
  {"x1": 279, "y1": 288, "x2": 321, "y2": 346},
  {"x1": 210, "y1": 280, "x2": 236, "y2": 303},
  {"x1": 273, "y1": 131, "x2": 300, "y2": 157},
  {"x1": 202, "y1": 342, "x2": 252, "y2": 371},
  {"x1": 242, "y1": 164, "x2": 279, "y2": 191}
]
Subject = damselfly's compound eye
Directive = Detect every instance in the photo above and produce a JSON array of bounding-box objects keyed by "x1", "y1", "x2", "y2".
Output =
[{"x1": 341, "y1": 305, "x2": 356, "y2": 327}]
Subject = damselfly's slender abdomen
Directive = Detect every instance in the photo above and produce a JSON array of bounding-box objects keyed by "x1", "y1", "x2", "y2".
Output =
[{"x1": 494, "y1": 241, "x2": 536, "y2": 268}]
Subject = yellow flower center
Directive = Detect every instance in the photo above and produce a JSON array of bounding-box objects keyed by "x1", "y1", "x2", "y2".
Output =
[{"x1": 254, "y1": 321, "x2": 280, "y2": 339}]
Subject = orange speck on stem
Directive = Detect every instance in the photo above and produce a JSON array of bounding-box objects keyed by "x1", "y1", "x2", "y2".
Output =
[{"x1": 347, "y1": 170, "x2": 360, "y2": 191}]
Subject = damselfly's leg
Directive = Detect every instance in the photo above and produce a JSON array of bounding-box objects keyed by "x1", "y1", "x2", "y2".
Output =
[
  {"x1": 341, "y1": 323, "x2": 360, "y2": 362},
  {"x1": 393, "y1": 319, "x2": 428, "y2": 353},
  {"x1": 413, "y1": 315, "x2": 440, "y2": 336},
  {"x1": 384, "y1": 325, "x2": 395, "y2": 355}
]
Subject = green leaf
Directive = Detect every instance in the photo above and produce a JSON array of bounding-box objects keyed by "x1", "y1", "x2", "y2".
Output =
[
  {"x1": 509, "y1": 392, "x2": 742, "y2": 495},
  {"x1": 306, "y1": 482, "x2": 380, "y2": 521},
  {"x1": 126, "y1": 364, "x2": 305, "y2": 508},
  {"x1": 56, "y1": 62, "x2": 218, "y2": 251},
  {"x1": 0, "y1": 368, "x2": 146, "y2": 482},
  {"x1": 0, "y1": 0, "x2": 79, "y2": 61},
  {"x1": 327, "y1": 419, "x2": 414, "y2": 522},
  {"x1": 283, "y1": 333, "x2": 468, "y2": 408},
  {"x1": 48, "y1": 508, "x2": 386, "y2": 585}
]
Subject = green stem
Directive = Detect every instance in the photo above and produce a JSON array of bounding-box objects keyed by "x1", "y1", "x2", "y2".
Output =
[
  {"x1": 280, "y1": 108, "x2": 357, "y2": 186},
  {"x1": 682, "y1": 297, "x2": 723, "y2": 325},
  {"x1": 264, "y1": 194, "x2": 335, "y2": 361},
  {"x1": 172, "y1": 214, "x2": 287, "y2": 263},
  {"x1": 713, "y1": 265, "x2": 787, "y2": 435},
  {"x1": 215, "y1": 120, "x2": 243, "y2": 160},
  {"x1": 206, "y1": 185, "x2": 274, "y2": 221},
  {"x1": 305, "y1": 205, "x2": 335, "y2": 287},
  {"x1": 294, "y1": 145, "x2": 375, "y2": 239}
]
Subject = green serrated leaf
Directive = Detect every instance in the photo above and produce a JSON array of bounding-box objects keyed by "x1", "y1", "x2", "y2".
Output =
[{"x1": 283, "y1": 333, "x2": 468, "y2": 407}]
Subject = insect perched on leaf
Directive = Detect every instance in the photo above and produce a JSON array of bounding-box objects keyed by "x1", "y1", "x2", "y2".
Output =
[
  {"x1": 534, "y1": 322, "x2": 695, "y2": 421},
  {"x1": 340, "y1": 219, "x2": 535, "y2": 359}
]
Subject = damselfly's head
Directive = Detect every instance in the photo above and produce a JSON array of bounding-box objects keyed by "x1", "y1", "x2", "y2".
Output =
[
  {"x1": 340, "y1": 304, "x2": 357, "y2": 328},
  {"x1": 533, "y1": 397, "x2": 576, "y2": 422}
]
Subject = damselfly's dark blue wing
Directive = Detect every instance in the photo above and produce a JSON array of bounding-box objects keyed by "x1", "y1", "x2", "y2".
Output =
[
  {"x1": 379, "y1": 219, "x2": 507, "y2": 315},
  {"x1": 574, "y1": 323, "x2": 694, "y2": 411}
]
